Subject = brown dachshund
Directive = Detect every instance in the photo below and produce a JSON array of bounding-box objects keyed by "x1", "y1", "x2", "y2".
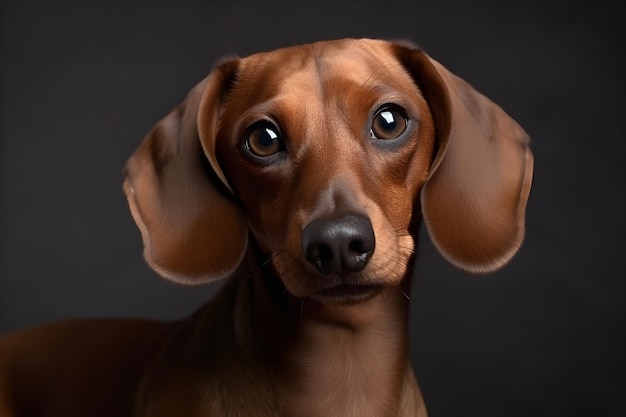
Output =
[{"x1": 0, "y1": 38, "x2": 533, "y2": 417}]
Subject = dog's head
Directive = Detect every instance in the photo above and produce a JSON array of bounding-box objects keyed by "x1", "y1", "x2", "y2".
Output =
[{"x1": 124, "y1": 38, "x2": 533, "y2": 304}]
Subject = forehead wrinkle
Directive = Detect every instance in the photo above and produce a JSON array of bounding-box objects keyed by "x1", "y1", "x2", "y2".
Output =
[
  {"x1": 231, "y1": 47, "x2": 316, "y2": 110},
  {"x1": 310, "y1": 57, "x2": 405, "y2": 135},
  {"x1": 228, "y1": 53, "x2": 322, "y2": 145},
  {"x1": 332, "y1": 55, "x2": 424, "y2": 129},
  {"x1": 306, "y1": 53, "x2": 368, "y2": 142},
  {"x1": 274, "y1": 62, "x2": 329, "y2": 157}
]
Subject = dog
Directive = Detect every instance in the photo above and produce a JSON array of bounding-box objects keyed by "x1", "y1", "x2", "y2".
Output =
[{"x1": 0, "y1": 38, "x2": 533, "y2": 417}]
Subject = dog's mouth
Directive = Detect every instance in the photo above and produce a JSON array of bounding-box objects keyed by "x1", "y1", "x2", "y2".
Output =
[{"x1": 312, "y1": 283, "x2": 383, "y2": 304}]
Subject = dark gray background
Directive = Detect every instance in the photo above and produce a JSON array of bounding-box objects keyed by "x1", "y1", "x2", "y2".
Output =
[{"x1": 1, "y1": 1, "x2": 624, "y2": 416}]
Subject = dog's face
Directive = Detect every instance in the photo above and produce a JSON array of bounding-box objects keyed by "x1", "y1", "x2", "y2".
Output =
[
  {"x1": 213, "y1": 40, "x2": 435, "y2": 302},
  {"x1": 124, "y1": 38, "x2": 533, "y2": 304}
]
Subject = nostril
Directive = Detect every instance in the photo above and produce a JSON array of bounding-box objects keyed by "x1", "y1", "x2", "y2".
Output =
[
  {"x1": 349, "y1": 238, "x2": 374, "y2": 255},
  {"x1": 306, "y1": 243, "x2": 334, "y2": 271},
  {"x1": 318, "y1": 244, "x2": 333, "y2": 261}
]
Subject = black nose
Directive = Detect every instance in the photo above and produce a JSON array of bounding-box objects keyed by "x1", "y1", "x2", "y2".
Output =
[{"x1": 301, "y1": 213, "x2": 375, "y2": 276}]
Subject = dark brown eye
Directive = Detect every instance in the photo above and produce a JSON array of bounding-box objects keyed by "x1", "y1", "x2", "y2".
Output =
[
  {"x1": 370, "y1": 106, "x2": 407, "y2": 140},
  {"x1": 246, "y1": 123, "x2": 283, "y2": 157}
]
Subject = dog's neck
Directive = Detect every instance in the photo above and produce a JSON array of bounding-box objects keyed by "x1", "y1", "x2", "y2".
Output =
[{"x1": 235, "y1": 245, "x2": 426, "y2": 417}]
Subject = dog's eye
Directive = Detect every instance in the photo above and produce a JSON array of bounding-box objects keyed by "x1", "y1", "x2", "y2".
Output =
[
  {"x1": 245, "y1": 123, "x2": 283, "y2": 157},
  {"x1": 370, "y1": 106, "x2": 407, "y2": 140}
]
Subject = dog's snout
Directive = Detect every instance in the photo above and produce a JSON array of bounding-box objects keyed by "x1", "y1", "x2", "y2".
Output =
[{"x1": 302, "y1": 214, "x2": 375, "y2": 276}]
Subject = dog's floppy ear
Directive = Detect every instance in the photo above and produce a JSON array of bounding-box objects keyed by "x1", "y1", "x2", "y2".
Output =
[
  {"x1": 123, "y1": 59, "x2": 248, "y2": 285},
  {"x1": 393, "y1": 42, "x2": 533, "y2": 273}
]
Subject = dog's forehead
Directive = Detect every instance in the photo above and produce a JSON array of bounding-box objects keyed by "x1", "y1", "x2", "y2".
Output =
[
  {"x1": 223, "y1": 39, "x2": 419, "y2": 134},
  {"x1": 235, "y1": 39, "x2": 410, "y2": 99},
  {"x1": 216, "y1": 39, "x2": 425, "y2": 154},
  {"x1": 241, "y1": 38, "x2": 391, "y2": 70}
]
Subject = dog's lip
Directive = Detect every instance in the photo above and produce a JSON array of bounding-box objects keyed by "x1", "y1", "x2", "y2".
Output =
[{"x1": 312, "y1": 283, "x2": 383, "y2": 304}]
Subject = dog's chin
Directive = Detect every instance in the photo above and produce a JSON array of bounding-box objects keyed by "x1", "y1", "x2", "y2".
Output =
[{"x1": 309, "y1": 283, "x2": 384, "y2": 305}]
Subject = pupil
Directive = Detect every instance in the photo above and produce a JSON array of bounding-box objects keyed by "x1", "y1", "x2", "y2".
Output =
[
  {"x1": 380, "y1": 111, "x2": 396, "y2": 131},
  {"x1": 260, "y1": 127, "x2": 278, "y2": 146}
]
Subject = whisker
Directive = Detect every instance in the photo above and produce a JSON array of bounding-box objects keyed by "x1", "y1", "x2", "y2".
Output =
[{"x1": 259, "y1": 257, "x2": 273, "y2": 269}]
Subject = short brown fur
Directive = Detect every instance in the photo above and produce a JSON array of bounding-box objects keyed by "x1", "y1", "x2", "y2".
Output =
[{"x1": 0, "y1": 38, "x2": 533, "y2": 417}]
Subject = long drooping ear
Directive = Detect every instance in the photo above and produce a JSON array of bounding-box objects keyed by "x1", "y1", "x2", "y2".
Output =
[
  {"x1": 393, "y1": 42, "x2": 534, "y2": 273},
  {"x1": 123, "y1": 59, "x2": 248, "y2": 285}
]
